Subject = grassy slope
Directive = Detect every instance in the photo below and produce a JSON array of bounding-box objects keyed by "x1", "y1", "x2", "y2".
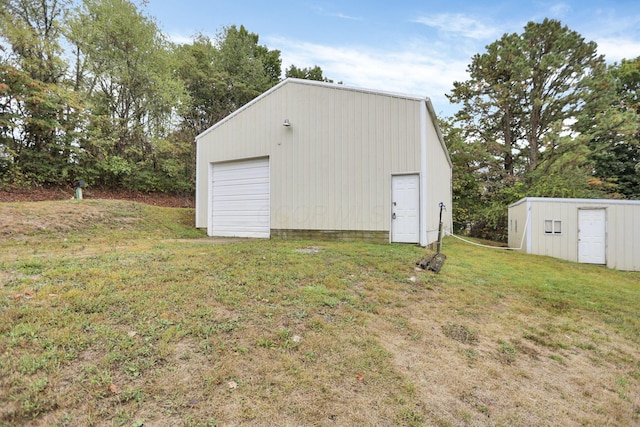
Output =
[{"x1": 0, "y1": 200, "x2": 638, "y2": 426}]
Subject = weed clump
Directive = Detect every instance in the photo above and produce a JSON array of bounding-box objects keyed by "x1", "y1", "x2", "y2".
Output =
[{"x1": 442, "y1": 324, "x2": 478, "y2": 344}]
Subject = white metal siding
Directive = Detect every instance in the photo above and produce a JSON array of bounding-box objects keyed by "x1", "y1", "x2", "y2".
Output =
[
  {"x1": 530, "y1": 201, "x2": 576, "y2": 260},
  {"x1": 508, "y1": 198, "x2": 640, "y2": 271},
  {"x1": 608, "y1": 203, "x2": 640, "y2": 271},
  {"x1": 423, "y1": 103, "x2": 453, "y2": 245},
  {"x1": 196, "y1": 80, "x2": 425, "y2": 233},
  {"x1": 210, "y1": 158, "x2": 270, "y2": 238},
  {"x1": 508, "y1": 200, "x2": 528, "y2": 250}
]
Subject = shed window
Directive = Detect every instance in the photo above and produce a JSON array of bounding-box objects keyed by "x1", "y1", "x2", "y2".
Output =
[{"x1": 544, "y1": 220, "x2": 562, "y2": 235}]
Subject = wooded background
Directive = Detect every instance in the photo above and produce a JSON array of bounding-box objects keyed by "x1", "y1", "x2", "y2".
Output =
[{"x1": 1, "y1": 1, "x2": 638, "y2": 241}]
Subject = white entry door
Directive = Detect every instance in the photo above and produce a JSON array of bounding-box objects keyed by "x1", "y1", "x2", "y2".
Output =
[
  {"x1": 578, "y1": 209, "x2": 606, "y2": 264},
  {"x1": 391, "y1": 174, "x2": 420, "y2": 243},
  {"x1": 210, "y1": 157, "x2": 270, "y2": 238}
]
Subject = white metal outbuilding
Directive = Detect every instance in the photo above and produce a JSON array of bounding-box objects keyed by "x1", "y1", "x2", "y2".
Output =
[
  {"x1": 195, "y1": 78, "x2": 453, "y2": 245},
  {"x1": 508, "y1": 197, "x2": 640, "y2": 271}
]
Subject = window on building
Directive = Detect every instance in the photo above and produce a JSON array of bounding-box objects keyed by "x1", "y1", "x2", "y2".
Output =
[{"x1": 544, "y1": 219, "x2": 562, "y2": 235}]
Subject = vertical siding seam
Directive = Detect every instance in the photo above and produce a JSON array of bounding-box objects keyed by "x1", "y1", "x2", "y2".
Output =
[
  {"x1": 195, "y1": 140, "x2": 202, "y2": 227},
  {"x1": 526, "y1": 200, "x2": 532, "y2": 253},
  {"x1": 420, "y1": 101, "x2": 428, "y2": 247}
]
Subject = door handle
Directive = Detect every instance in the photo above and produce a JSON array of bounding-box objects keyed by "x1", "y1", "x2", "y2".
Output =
[{"x1": 392, "y1": 212, "x2": 396, "y2": 220}]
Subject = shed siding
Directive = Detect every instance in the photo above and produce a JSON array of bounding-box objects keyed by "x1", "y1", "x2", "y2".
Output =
[
  {"x1": 423, "y1": 108, "x2": 453, "y2": 242},
  {"x1": 529, "y1": 200, "x2": 578, "y2": 261},
  {"x1": 609, "y1": 203, "x2": 640, "y2": 271},
  {"x1": 196, "y1": 81, "x2": 424, "y2": 232},
  {"x1": 508, "y1": 198, "x2": 640, "y2": 271},
  {"x1": 507, "y1": 200, "x2": 527, "y2": 250}
]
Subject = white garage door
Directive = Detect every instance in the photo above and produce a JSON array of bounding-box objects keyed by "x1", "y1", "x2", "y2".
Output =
[{"x1": 210, "y1": 157, "x2": 270, "y2": 238}]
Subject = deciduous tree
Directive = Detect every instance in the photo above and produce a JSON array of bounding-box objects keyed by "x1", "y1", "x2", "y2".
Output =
[
  {"x1": 285, "y1": 65, "x2": 333, "y2": 82},
  {"x1": 68, "y1": 0, "x2": 186, "y2": 190}
]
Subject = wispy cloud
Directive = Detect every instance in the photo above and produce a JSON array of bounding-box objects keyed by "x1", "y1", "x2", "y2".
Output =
[
  {"x1": 412, "y1": 13, "x2": 499, "y2": 40},
  {"x1": 310, "y1": 5, "x2": 363, "y2": 21},
  {"x1": 329, "y1": 12, "x2": 362, "y2": 21},
  {"x1": 548, "y1": 2, "x2": 571, "y2": 17},
  {"x1": 576, "y1": 13, "x2": 640, "y2": 62},
  {"x1": 267, "y1": 36, "x2": 469, "y2": 116},
  {"x1": 594, "y1": 37, "x2": 640, "y2": 62},
  {"x1": 165, "y1": 32, "x2": 194, "y2": 45}
]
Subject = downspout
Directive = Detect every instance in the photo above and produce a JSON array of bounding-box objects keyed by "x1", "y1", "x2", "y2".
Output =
[{"x1": 420, "y1": 100, "x2": 428, "y2": 247}]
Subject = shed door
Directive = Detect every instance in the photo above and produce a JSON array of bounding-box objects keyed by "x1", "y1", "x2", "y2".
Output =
[
  {"x1": 391, "y1": 174, "x2": 420, "y2": 243},
  {"x1": 211, "y1": 157, "x2": 270, "y2": 238},
  {"x1": 578, "y1": 209, "x2": 606, "y2": 264}
]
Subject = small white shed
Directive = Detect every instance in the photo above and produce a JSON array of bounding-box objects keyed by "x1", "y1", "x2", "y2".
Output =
[
  {"x1": 195, "y1": 78, "x2": 453, "y2": 245},
  {"x1": 508, "y1": 197, "x2": 640, "y2": 271}
]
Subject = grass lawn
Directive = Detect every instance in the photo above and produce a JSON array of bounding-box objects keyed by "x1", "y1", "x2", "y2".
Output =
[{"x1": 1, "y1": 199, "x2": 639, "y2": 426}]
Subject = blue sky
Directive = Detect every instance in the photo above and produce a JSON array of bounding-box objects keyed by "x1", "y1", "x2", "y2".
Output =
[{"x1": 145, "y1": 1, "x2": 640, "y2": 117}]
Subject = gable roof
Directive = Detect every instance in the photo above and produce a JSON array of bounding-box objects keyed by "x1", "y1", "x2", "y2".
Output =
[
  {"x1": 196, "y1": 78, "x2": 451, "y2": 168},
  {"x1": 197, "y1": 78, "x2": 429, "y2": 139}
]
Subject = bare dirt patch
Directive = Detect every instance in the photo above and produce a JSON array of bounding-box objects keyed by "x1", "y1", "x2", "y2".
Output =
[
  {"x1": 0, "y1": 203, "x2": 107, "y2": 236},
  {"x1": 0, "y1": 186, "x2": 194, "y2": 239},
  {"x1": 0, "y1": 200, "x2": 137, "y2": 237},
  {"x1": 0, "y1": 186, "x2": 193, "y2": 208}
]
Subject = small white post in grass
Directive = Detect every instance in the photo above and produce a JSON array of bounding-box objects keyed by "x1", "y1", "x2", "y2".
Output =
[{"x1": 74, "y1": 180, "x2": 85, "y2": 200}]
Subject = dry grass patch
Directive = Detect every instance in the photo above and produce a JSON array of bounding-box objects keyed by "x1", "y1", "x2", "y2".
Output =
[{"x1": 0, "y1": 200, "x2": 639, "y2": 426}]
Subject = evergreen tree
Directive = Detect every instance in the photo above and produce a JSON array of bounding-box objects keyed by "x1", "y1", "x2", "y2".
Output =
[{"x1": 447, "y1": 19, "x2": 609, "y2": 240}]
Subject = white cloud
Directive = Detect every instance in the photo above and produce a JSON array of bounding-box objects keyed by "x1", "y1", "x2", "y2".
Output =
[
  {"x1": 578, "y1": 13, "x2": 640, "y2": 63},
  {"x1": 166, "y1": 32, "x2": 193, "y2": 45},
  {"x1": 310, "y1": 5, "x2": 362, "y2": 21},
  {"x1": 412, "y1": 13, "x2": 499, "y2": 40},
  {"x1": 268, "y1": 36, "x2": 469, "y2": 117},
  {"x1": 595, "y1": 37, "x2": 640, "y2": 62},
  {"x1": 548, "y1": 2, "x2": 571, "y2": 17},
  {"x1": 329, "y1": 12, "x2": 362, "y2": 21}
]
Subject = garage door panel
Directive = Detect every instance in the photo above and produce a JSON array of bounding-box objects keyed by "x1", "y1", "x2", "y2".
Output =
[
  {"x1": 213, "y1": 158, "x2": 266, "y2": 171},
  {"x1": 214, "y1": 192, "x2": 269, "y2": 204},
  {"x1": 212, "y1": 215, "x2": 269, "y2": 226},
  {"x1": 213, "y1": 180, "x2": 269, "y2": 190},
  {"x1": 211, "y1": 157, "x2": 270, "y2": 238},
  {"x1": 213, "y1": 171, "x2": 269, "y2": 183},
  {"x1": 213, "y1": 207, "x2": 269, "y2": 216},
  {"x1": 213, "y1": 183, "x2": 269, "y2": 196},
  {"x1": 212, "y1": 207, "x2": 270, "y2": 216}
]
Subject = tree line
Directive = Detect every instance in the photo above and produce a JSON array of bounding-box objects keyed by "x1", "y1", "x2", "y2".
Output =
[
  {"x1": 1, "y1": 3, "x2": 639, "y2": 241},
  {"x1": 0, "y1": 0, "x2": 331, "y2": 193}
]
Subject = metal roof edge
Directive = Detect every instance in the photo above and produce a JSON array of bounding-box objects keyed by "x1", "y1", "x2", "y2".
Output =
[
  {"x1": 509, "y1": 197, "x2": 640, "y2": 208},
  {"x1": 196, "y1": 78, "x2": 438, "y2": 141},
  {"x1": 424, "y1": 98, "x2": 453, "y2": 169},
  {"x1": 508, "y1": 198, "x2": 528, "y2": 208},
  {"x1": 284, "y1": 78, "x2": 428, "y2": 101},
  {"x1": 195, "y1": 79, "x2": 290, "y2": 141}
]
